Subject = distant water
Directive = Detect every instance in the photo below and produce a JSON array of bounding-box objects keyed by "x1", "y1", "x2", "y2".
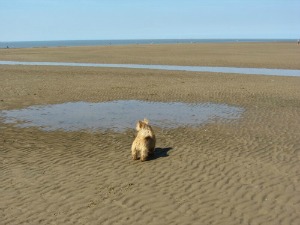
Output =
[
  {"x1": 0, "y1": 39, "x2": 295, "y2": 49},
  {"x1": 1, "y1": 61, "x2": 299, "y2": 77}
]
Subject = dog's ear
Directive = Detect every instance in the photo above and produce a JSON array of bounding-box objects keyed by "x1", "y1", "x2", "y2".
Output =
[
  {"x1": 136, "y1": 121, "x2": 142, "y2": 130},
  {"x1": 143, "y1": 118, "x2": 149, "y2": 124}
]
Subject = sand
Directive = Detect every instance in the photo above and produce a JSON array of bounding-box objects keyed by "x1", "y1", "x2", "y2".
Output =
[
  {"x1": 0, "y1": 43, "x2": 300, "y2": 225},
  {"x1": 1, "y1": 42, "x2": 300, "y2": 69}
]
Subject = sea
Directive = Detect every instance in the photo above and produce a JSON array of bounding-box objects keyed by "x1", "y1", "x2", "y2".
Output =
[{"x1": 0, "y1": 39, "x2": 296, "y2": 49}]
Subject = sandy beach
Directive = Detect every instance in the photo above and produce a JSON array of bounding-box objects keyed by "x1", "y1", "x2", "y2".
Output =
[{"x1": 1, "y1": 43, "x2": 300, "y2": 225}]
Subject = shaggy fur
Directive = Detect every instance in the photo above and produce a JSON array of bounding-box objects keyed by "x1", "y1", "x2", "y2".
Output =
[{"x1": 131, "y1": 119, "x2": 156, "y2": 162}]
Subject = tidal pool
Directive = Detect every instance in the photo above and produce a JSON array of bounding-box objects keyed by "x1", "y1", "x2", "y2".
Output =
[
  {"x1": 1, "y1": 60, "x2": 300, "y2": 77},
  {"x1": 0, "y1": 100, "x2": 244, "y2": 132}
]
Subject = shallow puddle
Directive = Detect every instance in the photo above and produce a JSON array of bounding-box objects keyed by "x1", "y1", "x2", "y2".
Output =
[{"x1": 0, "y1": 100, "x2": 244, "y2": 132}]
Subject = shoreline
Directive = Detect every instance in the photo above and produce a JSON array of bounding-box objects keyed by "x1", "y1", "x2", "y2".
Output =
[{"x1": 1, "y1": 39, "x2": 296, "y2": 49}]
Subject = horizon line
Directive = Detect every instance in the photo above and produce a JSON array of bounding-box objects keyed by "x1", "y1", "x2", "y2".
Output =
[{"x1": 1, "y1": 38, "x2": 298, "y2": 43}]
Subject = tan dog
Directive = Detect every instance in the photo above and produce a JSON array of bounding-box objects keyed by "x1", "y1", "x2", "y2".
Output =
[{"x1": 131, "y1": 119, "x2": 156, "y2": 162}]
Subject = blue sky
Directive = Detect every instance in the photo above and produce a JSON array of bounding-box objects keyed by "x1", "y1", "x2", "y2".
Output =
[{"x1": 0, "y1": 0, "x2": 299, "y2": 41}]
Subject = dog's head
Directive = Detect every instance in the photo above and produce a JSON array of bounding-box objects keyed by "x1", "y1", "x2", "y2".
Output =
[
  {"x1": 136, "y1": 118, "x2": 150, "y2": 131},
  {"x1": 135, "y1": 118, "x2": 155, "y2": 139}
]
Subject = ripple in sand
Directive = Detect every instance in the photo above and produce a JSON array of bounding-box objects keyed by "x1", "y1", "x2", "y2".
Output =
[{"x1": 0, "y1": 100, "x2": 244, "y2": 131}]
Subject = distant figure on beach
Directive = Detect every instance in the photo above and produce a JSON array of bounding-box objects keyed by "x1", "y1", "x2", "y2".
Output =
[
  {"x1": 6, "y1": 46, "x2": 9, "y2": 49},
  {"x1": 298, "y1": 40, "x2": 300, "y2": 45}
]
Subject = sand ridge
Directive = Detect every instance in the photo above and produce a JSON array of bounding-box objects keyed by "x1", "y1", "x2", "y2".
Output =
[{"x1": 1, "y1": 42, "x2": 300, "y2": 69}]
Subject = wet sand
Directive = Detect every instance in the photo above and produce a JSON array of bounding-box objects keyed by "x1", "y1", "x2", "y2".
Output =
[{"x1": 1, "y1": 43, "x2": 300, "y2": 225}]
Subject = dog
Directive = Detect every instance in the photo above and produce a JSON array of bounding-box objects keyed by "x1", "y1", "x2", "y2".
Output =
[{"x1": 131, "y1": 118, "x2": 156, "y2": 162}]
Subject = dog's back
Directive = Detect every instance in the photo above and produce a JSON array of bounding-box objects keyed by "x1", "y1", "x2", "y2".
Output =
[{"x1": 131, "y1": 119, "x2": 156, "y2": 161}]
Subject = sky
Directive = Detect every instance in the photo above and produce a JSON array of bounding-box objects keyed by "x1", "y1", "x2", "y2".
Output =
[{"x1": 0, "y1": 0, "x2": 299, "y2": 42}]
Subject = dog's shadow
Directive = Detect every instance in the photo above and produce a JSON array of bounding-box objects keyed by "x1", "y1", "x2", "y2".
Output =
[{"x1": 149, "y1": 147, "x2": 173, "y2": 161}]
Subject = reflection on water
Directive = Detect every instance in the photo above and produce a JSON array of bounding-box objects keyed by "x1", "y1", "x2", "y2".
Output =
[
  {"x1": 0, "y1": 100, "x2": 244, "y2": 132},
  {"x1": 0, "y1": 60, "x2": 300, "y2": 77}
]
